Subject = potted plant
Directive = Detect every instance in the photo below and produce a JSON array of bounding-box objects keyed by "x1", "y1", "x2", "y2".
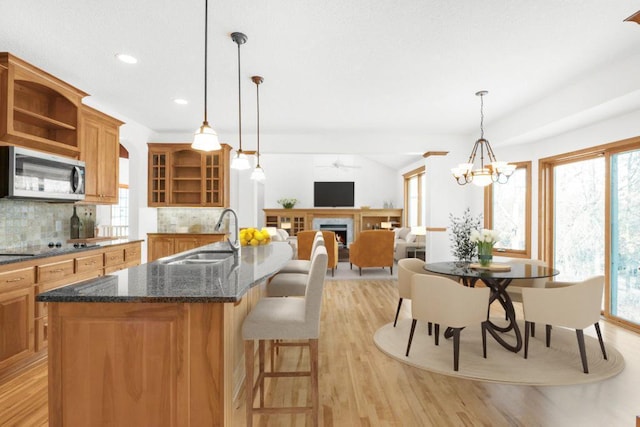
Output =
[
  {"x1": 277, "y1": 198, "x2": 298, "y2": 209},
  {"x1": 449, "y1": 208, "x2": 482, "y2": 263}
]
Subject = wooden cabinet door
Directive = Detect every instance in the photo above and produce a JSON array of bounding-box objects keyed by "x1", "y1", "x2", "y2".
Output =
[
  {"x1": 0, "y1": 285, "x2": 35, "y2": 370},
  {"x1": 174, "y1": 237, "x2": 201, "y2": 254},
  {"x1": 148, "y1": 236, "x2": 175, "y2": 262},
  {"x1": 80, "y1": 106, "x2": 122, "y2": 204},
  {"x1": 98, "y1": 123, "x2": 119, "y2": 203},
  {"x1": 80, "y1": 115, "x2": 101, "y2": 201}
]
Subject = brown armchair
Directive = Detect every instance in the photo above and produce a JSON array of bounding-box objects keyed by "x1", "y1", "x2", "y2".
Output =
[
  {"x1": 297, "y1": 230, "x2": 339, "y2": 276},
  {"x1": 349, "y1": 230, "x2": 395, "y2": 275}
]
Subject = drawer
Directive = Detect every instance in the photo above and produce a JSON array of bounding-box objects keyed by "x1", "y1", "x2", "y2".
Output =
[
  {"x1": 0, "y1": 267, "x2": 35, "y2": 290},
  {"x1": 37, "y1": 259, "x2": 74, "y2": 284},
  {"x1": 75, "y1": 253, "x2": 104, "y2": 274},
  {"x1": 124, "y1": 244, "x2": 141, "y2": 263},
  {"x1": 104, "y1": 249, "x2": 125, "y2": 267}
]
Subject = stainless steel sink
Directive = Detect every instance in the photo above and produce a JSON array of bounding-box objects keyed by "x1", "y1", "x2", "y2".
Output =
[
  {"x1": 185, "y1": 251, "x2": 234, "y2": 261},
  {"x1": 158, "y1": 250, "x2": 235, "y2": 266}
]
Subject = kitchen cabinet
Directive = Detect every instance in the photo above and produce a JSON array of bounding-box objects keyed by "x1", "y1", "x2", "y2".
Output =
[
  {"x1": 0, "y1": 267, "x2": 35, "y2": 371},
  {"x1": 147, "y1": 143, "x2": 231, "y2": 207},
  {"x1": 0, "y1": 52, "x2": 87, "y2": 157},
  {"x1": 79, "y1": 105, "x2": 123, "y2": 204},
  {"x1": 147, "y1": 233, "x2": 227, "y2": 261},
  {"x1": 0, "y1": 241, "x2": 143, "y2": 374}
]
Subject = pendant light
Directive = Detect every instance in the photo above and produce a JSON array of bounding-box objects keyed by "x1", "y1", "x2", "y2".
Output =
[
  {"x1": 250, "y1": 75, "x2": 266, "y2": 181},
  {"x1": 229, "y1": 32, "x2": 251, "y2": 170},
  {"x1": 192, "y1": 0, "x2": 221, "y2": 152},
  {"x1": 451, "y1": 91, "x2": 515, "y2": 186}
]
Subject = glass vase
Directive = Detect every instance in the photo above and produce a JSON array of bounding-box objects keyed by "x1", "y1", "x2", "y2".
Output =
[{"x1": 477, "y1": 243, "x2": 493, "y2": 267}]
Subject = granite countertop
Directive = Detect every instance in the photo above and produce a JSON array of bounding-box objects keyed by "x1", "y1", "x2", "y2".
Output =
[
  {"x1": 0, "y1": 239, "x2": 144, "y2": 266},
  {"x1": 36, "y1": 241, "x2": 293, "y2": 303}
]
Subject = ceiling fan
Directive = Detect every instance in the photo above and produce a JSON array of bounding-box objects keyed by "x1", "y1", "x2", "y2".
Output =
[{"x1": 316, "y1": 159, "x2": 362, "y2": 170}]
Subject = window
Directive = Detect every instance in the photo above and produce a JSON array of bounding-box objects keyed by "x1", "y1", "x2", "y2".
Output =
[
  {"x1": 110, "y1": 184, "x2": 129, "y2": 238},
  {"x1": 485, "y1": 161, "x2": 531, "y2": 258},
  {"x1": 403, "y1": 166, "x2": 425, "y2": 226},
  {"x1": 540, "y1": 137, "x2": 640, "y2": 329}
]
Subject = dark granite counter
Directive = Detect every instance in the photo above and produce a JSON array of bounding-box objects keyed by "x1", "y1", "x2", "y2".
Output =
[
  {"x1": 36, "y1": 241, "x2": 293, "y2": 303},
  {"x1": 0, "y1": 239, "x2": 144, "y2": 266}
]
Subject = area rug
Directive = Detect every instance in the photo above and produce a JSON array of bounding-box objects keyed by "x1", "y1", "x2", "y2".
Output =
[
  {"x1": 327, "y1": 261, "x2": 397, "y2": 281},
  {"x1": 374, "y1": 318, "x2": 625, "y2": 385}
]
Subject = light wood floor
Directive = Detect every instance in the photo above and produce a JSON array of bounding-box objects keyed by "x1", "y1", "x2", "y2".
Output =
[{"x1": 1, "y1": 279, "x2": 639, "y2": 426}]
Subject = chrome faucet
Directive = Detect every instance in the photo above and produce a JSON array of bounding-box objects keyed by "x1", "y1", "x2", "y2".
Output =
[{"x1": 214, "y1": 208, "x2": 240, "y2": 253}]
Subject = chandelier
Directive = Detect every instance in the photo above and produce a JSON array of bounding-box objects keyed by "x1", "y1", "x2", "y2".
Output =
[{"x1": 451, "y1": 91, "x2": 515, "y2": 187}]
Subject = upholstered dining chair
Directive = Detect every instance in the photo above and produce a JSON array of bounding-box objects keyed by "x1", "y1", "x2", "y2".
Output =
[
  {"x1": 242, "y1": 245, "x2": 328, "y2": 426},
  {"x1": 395, "y1": 258, "x2": 459, "y2": 328},
  {"x1": 406, "y1": 274, "x2": 490, "y2": 371},
  {"x1": 504, "y1": 258, "x2": 548, "y2": 335},
  {"x1": 349, "y1": 230, "x2": 395, "y2": 276},
  {"x1": 297, "y1": 230, "x2": 339, "y2": 276},
  {"x1": 277, "y1": 231, "x2": 324, "y2": 275},
  {"x1": 521, "y1": 275, "x2": 607, "y2": 374}
]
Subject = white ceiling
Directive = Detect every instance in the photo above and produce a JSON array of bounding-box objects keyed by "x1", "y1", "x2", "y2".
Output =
[{"x1": 1, "y1": 1, "x2": 639, "y2": 169}]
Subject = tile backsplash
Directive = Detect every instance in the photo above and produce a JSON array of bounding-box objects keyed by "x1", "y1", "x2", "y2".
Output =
[
  {"x1": 0, "y1": 199, "x2": 95, "y2": 250},
  {"x1": 157, "y1": 208, "x2": 224, "y2": 233}
]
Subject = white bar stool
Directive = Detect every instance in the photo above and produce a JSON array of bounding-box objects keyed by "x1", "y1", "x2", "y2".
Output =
[{"x1": 242, "y1": 246, "x2": 328, "y2": 426}]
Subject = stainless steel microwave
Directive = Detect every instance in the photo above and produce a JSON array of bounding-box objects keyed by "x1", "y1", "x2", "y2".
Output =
[{"x1": 0, "y1": 146, "x2": 85, "y2": 201}]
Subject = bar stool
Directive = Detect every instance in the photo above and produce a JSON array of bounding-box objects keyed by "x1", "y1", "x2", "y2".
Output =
[
  {"x1": 242, "y1": 246, "x2": 328, "y2": 426},
  {"x1": 276, "y1": 231, "x2": 324, "y2": 275}
]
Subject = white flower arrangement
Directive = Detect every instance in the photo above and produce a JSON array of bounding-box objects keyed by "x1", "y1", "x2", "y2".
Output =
[
  {"x1": 471, "y1": 228, "x2": 501, "y2": 266},
  {"x1": 470, "y1": 228, "x2": 501, "y2": 244}
]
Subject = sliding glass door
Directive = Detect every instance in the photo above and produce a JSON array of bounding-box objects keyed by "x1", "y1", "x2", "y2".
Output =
[
  {"x1": 553, "y1": 158, "x2": 605, "y2": 281},
  {"x1": 541, "y1": 138, "x2": 640, "y2": 328},
  {"x1": 610, "y1": 148, "x2": 640, "y2": 324}
]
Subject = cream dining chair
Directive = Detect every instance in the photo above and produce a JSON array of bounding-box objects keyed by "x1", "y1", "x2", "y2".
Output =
[
  {"x1": 504, "y1": 258, "x2": 548, "y2": 336},
  {"x1": 521, "y1": 275, "x2": 607, "y2": 374},
  {"x1": 242, "y1": 245, "x2": 328, "y2": 426},
  {"x1": 405, "y1": 274, "x2": 490, "y2": 371},
  {"x1": 395, "y1": 258, "x2": 459, "y2": 329}
]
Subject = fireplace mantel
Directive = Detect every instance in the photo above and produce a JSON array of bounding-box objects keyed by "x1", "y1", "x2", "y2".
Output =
[{"x1": 264, "y1": 208, "x2": 403, "y2": 240}]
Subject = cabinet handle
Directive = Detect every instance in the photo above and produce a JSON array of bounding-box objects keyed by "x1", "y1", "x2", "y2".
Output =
[
  {"x1": 6, "y1": 277, "x2": 24, "y2": 283},
  {"x1": 84, "y1": 260, "x2": 97, "y2": 265},
  {"x1": 50, "y1": 269, "x2": 64, "y2": 273}
]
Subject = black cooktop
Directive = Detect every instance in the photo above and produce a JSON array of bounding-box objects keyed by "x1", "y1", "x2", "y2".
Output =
[{"x1": 0, "y1": 241, "x2": 98, "y2": 256}]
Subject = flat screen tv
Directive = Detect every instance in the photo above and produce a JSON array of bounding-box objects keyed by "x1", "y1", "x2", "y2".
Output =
[{"x1": 314, "y1": 181, "x2": 355, "y2": 207}]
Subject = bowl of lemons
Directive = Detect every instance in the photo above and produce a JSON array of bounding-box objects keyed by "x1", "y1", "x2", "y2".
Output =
[{"x1": 240, "y1": 227, "x2": 272, "y2": 247}]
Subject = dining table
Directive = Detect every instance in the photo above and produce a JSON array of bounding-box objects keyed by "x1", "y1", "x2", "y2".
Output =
[{"x1": 423, "y1": 261, "x2": 559, "y2": 353}]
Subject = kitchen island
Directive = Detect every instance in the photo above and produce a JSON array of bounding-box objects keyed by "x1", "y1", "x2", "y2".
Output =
[{"x1": 37, "y1": 241, "x2": 293, "y2": 427}]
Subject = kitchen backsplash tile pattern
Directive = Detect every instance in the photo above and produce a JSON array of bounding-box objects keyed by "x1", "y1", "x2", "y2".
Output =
[
  {"x1": 0, "y1": 199, "x2": 96, "y2": 250},
  {"x1": 157, "y1": 208, "x2": 224, "y2": 233}
]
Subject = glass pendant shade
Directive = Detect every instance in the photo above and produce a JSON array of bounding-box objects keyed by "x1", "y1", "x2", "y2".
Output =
[
  {"x1": 192, "y1": 0, "x2": 220, "y2": 152},
  {"x1": 230, "y1": 151, "x2": 251, "y2": 170},
  {"x1": 471, "y1": 169, "x2": 493, "y2": 187},
  {"x1": 192, "y1": 121, "x2": 221, "y2": 151},
  {"x1": 250, "y1": 165, "x2": 266, "y2": 181}
]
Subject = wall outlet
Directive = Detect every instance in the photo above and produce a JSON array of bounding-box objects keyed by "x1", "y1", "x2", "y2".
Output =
[{"x1": 55, "y1": 220, "x2": 62, "y2": 231}]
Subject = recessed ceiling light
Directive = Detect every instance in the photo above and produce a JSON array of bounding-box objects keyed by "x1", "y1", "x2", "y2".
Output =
[
  {"x1": 115, "y1": 53, "x2": 138, "y2": 64},
  {"x1": 173, "y1": 98, "x2": 188, "y2": 105}
]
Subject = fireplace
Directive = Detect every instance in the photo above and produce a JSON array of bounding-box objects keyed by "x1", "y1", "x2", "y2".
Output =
[
  {"x1": 319, "y1": 224, "x2": 347, "y2": 248},
  {"x1": 312, "y1": 217, "x2": 354, "y2": 246}
]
